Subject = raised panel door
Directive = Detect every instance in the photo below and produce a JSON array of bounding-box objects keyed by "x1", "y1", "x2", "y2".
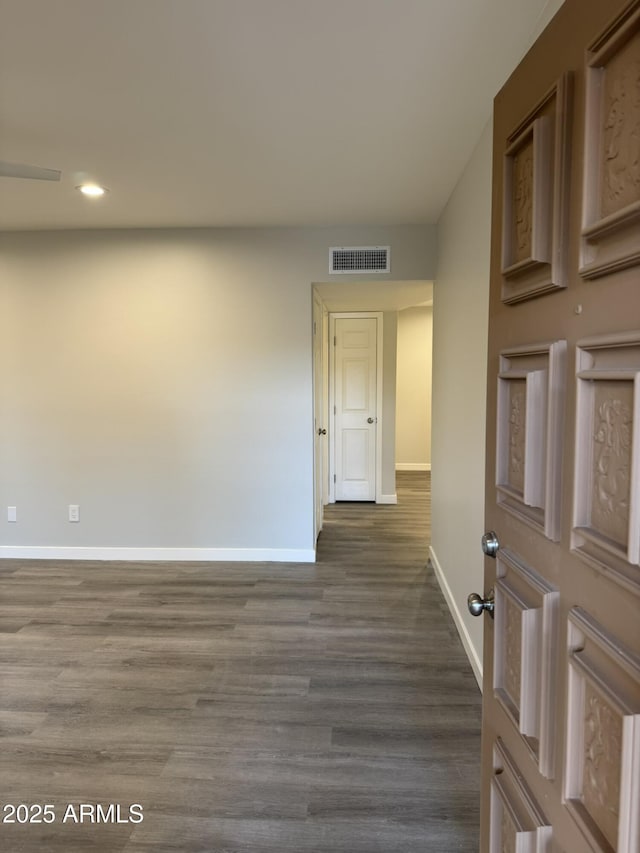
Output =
[{"x1": 481, "y1": 2, "x2": 640, "y2": 852}]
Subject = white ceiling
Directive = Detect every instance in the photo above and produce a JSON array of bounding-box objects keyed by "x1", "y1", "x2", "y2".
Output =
[{"x1": 0, "y1": 0, "x2": 560, "y2": 231}]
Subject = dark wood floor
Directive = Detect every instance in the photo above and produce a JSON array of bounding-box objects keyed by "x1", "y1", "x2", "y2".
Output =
[{"x1": 0, "y1": 472, "x2": 481, "y2": 852}]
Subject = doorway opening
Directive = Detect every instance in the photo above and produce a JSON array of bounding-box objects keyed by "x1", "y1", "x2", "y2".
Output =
[{"x1": 312, "y1": 279, "x2": 433, "y2": 545}]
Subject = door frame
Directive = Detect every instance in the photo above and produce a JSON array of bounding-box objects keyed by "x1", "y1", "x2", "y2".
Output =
[
  {"x1": 312, "y1": 293, "x2": 329, "y2": 540},
  {"x1": 328, "y1": 311, "x2": 384, "y2": 503}
]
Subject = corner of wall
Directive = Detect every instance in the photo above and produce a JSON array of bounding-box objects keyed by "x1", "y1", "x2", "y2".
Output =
[
  {"x1": 430, "y1": 118, "x2": 492, "y2": 690},
  {"x1": 429, "y1": 546, "x2": 482, "y2": 689}
]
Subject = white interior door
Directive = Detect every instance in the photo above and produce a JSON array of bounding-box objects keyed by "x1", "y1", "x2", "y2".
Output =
[
  {"x1": 473, "y1": 2, "x2": 640, "y2": 852},
  {"x1": 332, "y1": 315, "x2": 379, "y2": 501}
]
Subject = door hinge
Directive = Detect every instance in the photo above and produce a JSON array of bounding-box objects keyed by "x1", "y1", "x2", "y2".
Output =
[
  {"x1": 333, "y1": 474, "x2": 336, "y2": 483},
  {"x1": 334, "y1": 405, "x2": 336, "y2": 415},
  {"x1": 333, "y1": 335, "x2": 336, "y2": 346},
  {"x1": 313, "y1": 320, "x2": 317, "y2": 335}
]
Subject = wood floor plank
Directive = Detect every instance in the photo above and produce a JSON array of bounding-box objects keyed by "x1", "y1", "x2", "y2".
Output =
[
  {"x1": 0, "y1": 472, "x2": 481, "y2": 852},
  {"x1": 122, "y1": 812, "x2": 474, "y2": 853}
]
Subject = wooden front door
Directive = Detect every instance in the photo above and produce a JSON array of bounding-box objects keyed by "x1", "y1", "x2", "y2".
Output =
[{"x1": 479, "y1": 1, "x2": 640, "y2": 851}]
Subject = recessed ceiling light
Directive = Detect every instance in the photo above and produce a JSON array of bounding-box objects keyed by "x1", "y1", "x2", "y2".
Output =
[{"x1": 77, "y1": 184, "x2": 107, "y2": 197}]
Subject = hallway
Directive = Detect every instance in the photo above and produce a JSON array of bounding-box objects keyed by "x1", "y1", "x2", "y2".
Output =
[{"x1": 0, "y1": 472, "x2": 481, "y2": 852}]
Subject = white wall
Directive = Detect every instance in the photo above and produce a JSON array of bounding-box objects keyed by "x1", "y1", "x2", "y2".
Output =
[
  {"x1": 430, "y1": 121, "x2": 493, "y2": 683},
  {"x1": 395, "y1": 306, "x2": 432, "y2": 469},
  {"x1": 428, "y1": 0, "x2": 565, "y2": 687},
  {"x1": 0, "y1": 225, "x2": 435, "y2": 561}
]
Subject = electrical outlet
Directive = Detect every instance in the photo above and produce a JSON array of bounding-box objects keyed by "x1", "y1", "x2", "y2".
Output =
[
  {"x1": 69, "y1": 504, "x2": 80, "y2": 523},
  {"x1": 7, "y1": 506, "x2": 17, "y2": 523}
]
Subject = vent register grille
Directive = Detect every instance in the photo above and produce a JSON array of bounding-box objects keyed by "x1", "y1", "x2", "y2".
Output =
[{"x1": 329, "y1": 246, "x2": 390, "y2": 274}]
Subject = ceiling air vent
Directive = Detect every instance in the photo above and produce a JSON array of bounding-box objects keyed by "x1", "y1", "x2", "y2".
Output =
[{"x1": 329, "y1": 246, "x2": 390, "y2": 274}]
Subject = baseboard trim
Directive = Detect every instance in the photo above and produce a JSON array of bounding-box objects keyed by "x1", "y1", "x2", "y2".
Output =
[
  {"x1": 0, "y1": 546, "x2": 316, "y2": 563},
  {"x1": 377, "y1": 494, "x2": 398, "y2": 505},
  {"x1": 396, "y1": 463, "x2": 431, "y2": 471},
  {"x1": 429, "y1": 545, "x2": 483, "y2": 689}
]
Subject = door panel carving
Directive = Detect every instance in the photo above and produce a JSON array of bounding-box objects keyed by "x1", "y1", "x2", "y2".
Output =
[
  {"x1": 580, "y1": 1, "x2": 640, "y2": 279},
  {"x1": 494, "y1": 550, "x2": 559, "y2": 779},
  {"x1": 511, "y1": 138, "x2": 536, "y2": 264},
  {"x1": 573, "y1": 331, "x2": 640, "y2": 592},
  {"x1": 565, "y1": 608, "x2": 640, "y2": 853},
  {"x1": 500, "y1": 74, "x2": 572, "y2": 303},
  {"x1": 490, "y1": 739, "x2": 552, "y2": 852},
  {"x1": 507, "y1": 380, "x2": 527, "y2": 494},
  {"x1": 497, "y1": 341, "x2": 566, "y2": 541},
  {"x1": 503, "y1": 595, "x2": 523, "y2": 711},
  {"x1": 591, "y1": 380, "x2": 633, "y2": 546},
  {"x1": 582, "y1": 682, "x2": 623, "y2": 849},
  {"x1": 600, "y1": 36, "x2": 640, "y2": 218}
]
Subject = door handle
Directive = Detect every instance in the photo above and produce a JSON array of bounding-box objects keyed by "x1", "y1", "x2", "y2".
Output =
[
  {"x1": 367, "y1": 417, "x2": 374, "y2": 424},
  {"x1": 482, "y1": 531, "x2": 500, "y2": 558},
  {"x1": 317, "y1": 428, "x2": 327, "y2": 435},
  {"x1": 467, "y1": 589, "x2": 495, "y2": 618}
]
